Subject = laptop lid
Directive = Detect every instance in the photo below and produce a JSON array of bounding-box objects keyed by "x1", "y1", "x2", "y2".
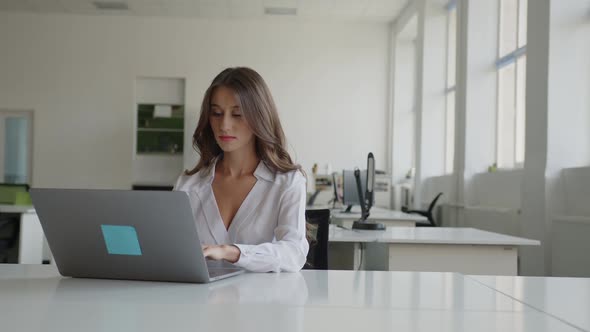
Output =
[{"x1": 30, "y1": 188, "x2": 241, "y2": 283}]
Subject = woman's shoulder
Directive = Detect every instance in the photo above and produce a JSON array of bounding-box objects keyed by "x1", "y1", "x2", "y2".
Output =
[
  {"x1": 173, "y1": 170, "x2": 211, "y2": 191},
  {"x1": 272, "y1": 168, "x2": 306, "y2": 189}
]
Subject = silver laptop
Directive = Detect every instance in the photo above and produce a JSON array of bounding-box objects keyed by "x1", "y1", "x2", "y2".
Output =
[{"x1": 30, "y1": 188, "x2": 244, "y2": 283}]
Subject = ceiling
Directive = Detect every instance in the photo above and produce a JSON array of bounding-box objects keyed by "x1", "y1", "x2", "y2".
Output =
[{"x1": 0, "y1": 0, "x2": 409, "y2": 22}]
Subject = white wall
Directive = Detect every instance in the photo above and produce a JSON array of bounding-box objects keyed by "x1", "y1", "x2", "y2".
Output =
[
  {"x1": 552, "y1": 216, "x2": 590, "y2": 277},
  {"x1": 132, "y1": 155, "x2": 183, "y2": 186},
  {"x1": 469, "y1": 169, "x2": 522, "y2": 209},
  {"x1": 0, "y1": 12, "x2": 390, "y2": 189},
  {"x1": 552, "y1": 167, "x2": 590, "y2": 276},
  {"x1": 561, "y1": 167, "x2": 590, "y2": 216}
]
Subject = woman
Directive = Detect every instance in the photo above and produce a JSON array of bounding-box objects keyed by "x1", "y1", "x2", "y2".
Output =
[{"x1": 174, "y1": 67, "x2": 309, "y2": 272}]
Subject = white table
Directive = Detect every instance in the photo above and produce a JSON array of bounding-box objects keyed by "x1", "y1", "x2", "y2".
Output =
[
  {"x1": 328, "y1": 226, "x2": 540, "y2": 275},
  {"x1": 0, "y1": 204, "x2": 34, "y2": 214},
  {"x1": 0, "y1": 264, "x2": 582, "y2": 332},
  {"x1": 330, "y1": 206, "x2": 427, "y2": 228},
  {"x1": 468, "y1": 275, "x2": 590, "y2": 332},
  {"x1": 0, "y1": 205, "x2": 45, "y2": 264}
]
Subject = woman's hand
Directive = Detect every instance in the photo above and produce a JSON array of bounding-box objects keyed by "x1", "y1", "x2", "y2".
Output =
[{"x1": 202, "y1": 244, "x2": 241, "y2": 263}]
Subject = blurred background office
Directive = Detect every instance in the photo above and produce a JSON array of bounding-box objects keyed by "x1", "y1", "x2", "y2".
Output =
[{"x1": 0, "y1": 0, "x2": 588, "y2": 276}]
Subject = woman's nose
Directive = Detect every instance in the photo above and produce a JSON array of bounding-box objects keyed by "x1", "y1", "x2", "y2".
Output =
[{"x1": 220, "y1": 114, "x2": 232, "y2": 131}]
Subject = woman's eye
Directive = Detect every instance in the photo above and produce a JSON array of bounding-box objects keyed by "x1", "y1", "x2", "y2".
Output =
[
  {"x1": 211, "y1": 112, "x2": 222, "y2": 117},
  {"x1": 232, "y1": 114, "x2": 242, "y2": 117}
]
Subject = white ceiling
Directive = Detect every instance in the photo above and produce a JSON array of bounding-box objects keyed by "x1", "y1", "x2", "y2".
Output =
[{"x1": 0, "y1": 0, "x2": 409, "y2": 22}]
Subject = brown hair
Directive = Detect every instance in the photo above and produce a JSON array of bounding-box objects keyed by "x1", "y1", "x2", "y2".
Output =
[{"x1": 185, "y1": 67, "x2": 302, "y2": 176}]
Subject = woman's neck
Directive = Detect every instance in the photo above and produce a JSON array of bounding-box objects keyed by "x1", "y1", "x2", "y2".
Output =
[{"x1": 217, "y1": 150, "x2": 259, "y2": 178}]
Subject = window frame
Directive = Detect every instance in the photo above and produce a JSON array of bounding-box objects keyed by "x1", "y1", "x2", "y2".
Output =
[
  {"x1": 444, "y1": 0, "x2": 457, "y2": 174},
  {"x1": 495, "y1": 0, "x2": 527, "y2": 169}
]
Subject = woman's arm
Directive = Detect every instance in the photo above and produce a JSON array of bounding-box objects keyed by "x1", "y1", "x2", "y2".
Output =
[
  {"x1": 232, "y1": 179, "x2": 309, "y2": 272},
  {"x1": 202, "y1": 244, "x2": 240, "y2": 263}
]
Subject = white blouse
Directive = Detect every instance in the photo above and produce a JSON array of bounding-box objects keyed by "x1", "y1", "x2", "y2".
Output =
[{"x1": 173, "y1": 159, "x2": 309, "y2": 273}]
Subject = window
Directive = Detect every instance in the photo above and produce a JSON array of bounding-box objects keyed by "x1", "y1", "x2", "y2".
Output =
[
  {"x1": 0, "y1": 111, "x2": 33, "y2": 184},
  {"x1": 445, "y1": 3, "x2": 457, "y2": 174},
  {"x1": 496, "y1": 0, "x2": 527, "y2": 168}
]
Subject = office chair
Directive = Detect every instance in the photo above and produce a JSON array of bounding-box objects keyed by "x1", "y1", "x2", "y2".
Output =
[
  {"x1": 0, "y1": 213, "x2": 19, "y2": 263},
  {"x1": 306, "y1": 189, "x2": 321, "y2": 206},
  {"x1": 303, "y1": 209, "x2": 330, "y2": 270},
  {"x1": 402, "y1": 192, "x2": 443, "y2": 227}
]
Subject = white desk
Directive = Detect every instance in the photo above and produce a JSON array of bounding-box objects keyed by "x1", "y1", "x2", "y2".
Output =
[
  {"x1": 0, "y1": 204, "x2": 34, "y2": 214},
  {"x1": 468, "y1": 275, "x2": 590, "y2": 332},
  {"x1": 0, "y1": 264, "x2": 581, "y2": 332},
  {"x1": 330, "y1": 206, "x2": 427, "y2": 228},
  {"x1": 0, "y1": 205, "x2": 45, "y2": 264},
  {"x1": 328, "y1": 226, "x2": 540, "y2": 275}
]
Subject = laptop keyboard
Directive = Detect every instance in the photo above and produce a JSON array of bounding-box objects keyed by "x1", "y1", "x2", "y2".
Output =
[
  {"x1": 208, "y1": 269, "x2": 237, "y2": 278},
  {"x1": 207, "y1": 260, "x2": 243, "y2": 278}
]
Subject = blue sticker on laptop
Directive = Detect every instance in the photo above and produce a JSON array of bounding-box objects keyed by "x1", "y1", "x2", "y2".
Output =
[{"x1": 100, "y1": 225, "x2": 142, "y2": 256}]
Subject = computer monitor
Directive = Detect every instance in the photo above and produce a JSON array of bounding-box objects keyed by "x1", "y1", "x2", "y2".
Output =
[
  {"x1": 351, "y1": 152, "x2": 385, "y2": 230},
  {"x1": 331, "y1": 172, "x2": 339, "y2": 207},
  {"x1": 342, "y1": 169, "x2": 367, "y2": 209}
]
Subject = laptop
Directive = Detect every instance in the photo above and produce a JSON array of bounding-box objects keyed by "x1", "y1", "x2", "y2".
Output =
[{"x1": 29, "y1": 188, "x2": 245, "y2": 283}]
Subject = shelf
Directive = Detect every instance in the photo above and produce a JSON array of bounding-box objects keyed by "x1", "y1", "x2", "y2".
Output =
[
  {"x1": 136, "y1": 103, "x2": 184, "y2": 154},
  {"x1": 137, "y1": 128, "x2": 183, "y2": 132},
  {"x1": 136, "y1": 152, "x2": 183, "y2": 156}
]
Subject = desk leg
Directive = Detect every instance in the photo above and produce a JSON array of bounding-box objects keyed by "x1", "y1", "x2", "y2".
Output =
[
  {"x1": 328, "y1": 242, "x2": 363, "y2": 270},
  {"x1": 364, "y1": 243, "x2": 390, "y2": 271},
  {"x1": 18, "y1": 213, "x2": 44, "y2": 264}
]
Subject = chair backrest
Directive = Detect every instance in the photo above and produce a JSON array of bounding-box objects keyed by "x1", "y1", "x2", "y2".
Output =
[
  {"x1": 425, "y1": 192, "x2": 443, "y2": 226},
  {"x1": 304, "y1": 209, "x2": 330, "y2": 270},
  {"x1": 427, "y1": 192, "x2": 443, "y2": 214}
]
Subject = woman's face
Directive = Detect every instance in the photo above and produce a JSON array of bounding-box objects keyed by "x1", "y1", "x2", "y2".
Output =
[{"x1": 209, "y1": 86, "x2": 255, "y2": 154}]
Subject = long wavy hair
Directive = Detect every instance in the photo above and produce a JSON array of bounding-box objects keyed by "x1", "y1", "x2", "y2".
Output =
[{"x1": 185, "y1": 67, "x2": 302, "y2": 176}]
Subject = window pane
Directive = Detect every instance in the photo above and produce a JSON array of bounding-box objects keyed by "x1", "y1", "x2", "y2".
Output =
[
  {"x1": 518, "y1": 0, "x2": 527, "y2": 47},
  {"x1": 447, "y1": 9, "x2": 457, "y2": 88},
  {"x1": 498, "y1": 62, "x2": 516, "y2": 168},
  {"x1": 4, "y1": 117, "x2": 29, "y2": 183},
  {"x1": 499, "y1": 0, "x2": 518, "y2": 57},
  {"x1": 445, "y1": 90, "x2": 455, "y2": 173},
  {"x1": 515, "y1": 55, "x2": 526, "y2": 164}
]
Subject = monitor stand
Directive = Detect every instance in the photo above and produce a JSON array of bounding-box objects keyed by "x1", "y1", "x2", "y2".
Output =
[
  {"x1": 351, "y1": 167, "x2": 385, "y2": 230},
  {"x1": 342, "y1": 205, "x2": 353, "y2": 213}
]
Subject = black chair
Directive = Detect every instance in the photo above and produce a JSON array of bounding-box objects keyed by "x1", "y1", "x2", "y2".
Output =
[
  {"x1": 0, "y1": 214, "x2": 20, "y2": 263},
  {"x1": 402, "y1": 192, "x2": 443, "y2": 227},
  {"x1": 0, "y1": 183, "x2": 30, "y2": 263},
  {"x1": 303, "y1": 209, "x2": 330, "y2": 270}
]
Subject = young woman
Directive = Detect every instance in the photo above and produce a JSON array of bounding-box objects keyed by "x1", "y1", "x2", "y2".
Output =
[{"x1": 174, "y1": 67, "x2": 309, "y2": 272}]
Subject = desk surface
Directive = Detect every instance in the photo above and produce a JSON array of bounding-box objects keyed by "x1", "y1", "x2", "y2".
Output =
[
  {"x1": 331, "y1": 207, "x2": 427, "y2": 222},
  {"x1": 329, "y1": 226, "x2": 541, "y2": 246},
  {"x1": 0, "y1": 264, "x2": 580, "y2": 332},
  {"x1": 468, "y1": 275, "x2": 590, "y2": 332},
  {"x1": 0, "y1": 204, "x2": 35, "y2": 213}
]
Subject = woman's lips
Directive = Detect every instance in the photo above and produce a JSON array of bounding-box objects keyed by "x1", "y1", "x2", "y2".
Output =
[{"x1": 219, "y1": 136, "x2": 237, "y2": 142}]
